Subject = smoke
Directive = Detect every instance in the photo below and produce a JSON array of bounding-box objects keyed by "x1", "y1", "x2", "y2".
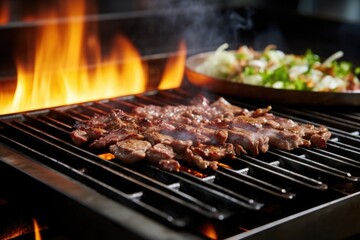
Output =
[
  {"x1": 180, "y1": 4, "x2": 256, "y2": 53},
  {"x1": 253, "y1": 24, "x2": 287, "y2": 51},
  {"x1": 130, "y1": 0, "x2": 256, "y2": 53},
  {"x1": 223, "y1": 8, "x2": 254, "y2": 44}
]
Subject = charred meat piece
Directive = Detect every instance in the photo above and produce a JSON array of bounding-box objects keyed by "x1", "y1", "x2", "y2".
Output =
[
  {"x1": 260, "y1": 128, "x2": 310, "y2": 150},
  {"x1": 143, "y1": 130, "x2": 192, "y2": 153},
  {"x1": 71, "y1": 109, "x2": 152, "y2": 146},
  {"x1": 210, "y1": 97, "x2": 250, "y2": 117},
  {"x1": 309, "y1": 129, "x2": 332, "y2": 148},
  {"x1": 70, "y1": 130, "x2": 89, "y2": 146},
  {"x1": 159, "y1": 159, "x2": 181, "y2": 172},
  {"x1": 169, "y1": 139, "x2": 193, "y2": 153},
  {"x1": 215, "y1": 99, "x2": 331, "y2": 150},
  {"x1": 109, "y1": 139, "x2": 151, "y2": 164},
  {"x1": 191, "y1": 143, "x2": 236, "y2": 161},
  {"x1": 89, "y1": 129, "x2": 143, "y2": 150},
  {"x1": 259, "y1": 113, "x2": 331, "y2": 142},
  {"x1": 231, "y1": 116, "x2": 309, "y2": 150},
  {"x1": 70, "y1": 95, "x2": 332, "y2": 172},
  {"x1": 227, "y1": 129, "x2": 269, "y2": 156},
  {"x1": 182, "y1": 148, "x2": 218, "y2": 170},
  {"x1": 70, "y1": 127, "x2": 108, "y2": 146},
  {"x1": 168, "y1": 121, "x2": 228, "y2": 145},
  {"x1": 143, "y1": 130, "x2": 174, "y2": 146},
  {"x1": 146, "y1": 143, "x2": 176, "y2": 164}
]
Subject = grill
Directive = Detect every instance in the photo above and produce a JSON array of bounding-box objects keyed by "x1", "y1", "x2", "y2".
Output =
[{"x1": 1, "y1": 87, "x2": 360, "y2": 239}]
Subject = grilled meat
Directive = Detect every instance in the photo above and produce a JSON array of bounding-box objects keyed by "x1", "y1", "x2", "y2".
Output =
[
  {"x1": 70, "y1": 95, "x2": 332, "y2": 172},
  {"x1": 146, "y1": 143, "x2": 176, "y2": 164},
  {"x1": 109, "y1": 139, "x2": 152, "y2": 164},
  {"x1": 70, "y1": 109, "x2": 151, "y2": 145},
  {"x1": 89, "y1": 129, "x2": 144, "y2": 150},
  {"x1": 159, "y1": 159, "x2": 181, "y2": 172},
  {"x1": 191, "y1": 143, "x2": 236, "y2": 161}
]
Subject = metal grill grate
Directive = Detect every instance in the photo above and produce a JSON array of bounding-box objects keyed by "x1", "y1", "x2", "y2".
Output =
[{"x1": 0, "y1": 88, "x2": 360, "y2": 239}]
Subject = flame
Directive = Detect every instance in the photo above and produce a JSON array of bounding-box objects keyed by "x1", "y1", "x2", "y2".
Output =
[
  {"x1": 98, "y1": 153, "x2": 115, "y2": 160},
  {"x1": 158, "y1": 40, "x2": 186, "y2": 90},
  {"x1": 180, "y1": 166, "x2": 207, "y2": 178},
  {"x1": 0, "y1": 0, "x2": 9, "y2": 25},
  {"x1": 0, "y1": 0, "x2": 147, "y2": 115},
  {"x1": 0, "y1": 0, "x2": 186, "y2": 115},
  {"x1": 217, "y1": 162, "x2": 233, "y2": 169},
  {"x1": 33, "y1": 218, "x2": 42, "y2": 240},
  {"x1": 201, "y1": 222, "x2": 218, "y2": 240}
]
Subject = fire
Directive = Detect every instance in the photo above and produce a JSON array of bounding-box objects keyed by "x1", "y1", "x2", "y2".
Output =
[
  {"x1": 0, "y1": 0, "x2": 185, "y2": 115},
  {"x1": 0, "y1": 0, "x2": 9, "y2": 25},
  {"x1": 98, "y1": 153, "x2": 115, "y2": 160},
  {"x1": 158, "y1": 40, "x2": 186, "y2": 89},
  {"x1": 201, "y1": 222, "x2": 218, "y2": 240},
  {"x1": 33, "y1": 218, "x2": 42, "y2": 240}
]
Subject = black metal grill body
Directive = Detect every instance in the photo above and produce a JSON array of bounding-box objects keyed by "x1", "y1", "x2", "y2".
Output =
[{"x1": 0, "y1": 88, "x2": 359, "y2": 239}]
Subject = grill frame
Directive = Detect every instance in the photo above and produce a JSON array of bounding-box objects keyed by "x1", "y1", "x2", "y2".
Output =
[
  {"x1": 0, "y1": 143, "x2": 197, "y2": 240},
  {"x1": 0, "y1": 88, "x2": 360, "y2": 239}
]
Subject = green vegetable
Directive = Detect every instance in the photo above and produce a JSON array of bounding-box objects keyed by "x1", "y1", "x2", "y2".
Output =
[
  {"x1": 305, "y1": 49, "x2": 320, "y2": 66},
  {"x1": 243, "y1": 66, "x2": 256, "y2": 76},
  {"x1": 333, "y1": 61, "x2": 352, "y2": 78},
  {"x1": 197, "y1": 44, "x2": 360, "y2": 92},
  {"x1": 235, "y1": 53, "x2": 247, "y2": 60},
  {"x1": 262, "y1": 66, "x2": 289, "y2": 86},
  {"x1": 293, "y1": 78, "x2": 310, "y2": 91},
  {"x1": 355, "y1": 67, "x2": 360, "y2": 75}
]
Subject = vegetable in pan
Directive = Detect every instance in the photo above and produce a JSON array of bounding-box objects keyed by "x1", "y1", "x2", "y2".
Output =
[{"x1": 195, "y1": 44, "x2": 360, "y2": 92}]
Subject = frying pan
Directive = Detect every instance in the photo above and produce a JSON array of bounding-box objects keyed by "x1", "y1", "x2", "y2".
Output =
[{"x1": 185, "y1": 51, "x2": 360, "y2": 106}]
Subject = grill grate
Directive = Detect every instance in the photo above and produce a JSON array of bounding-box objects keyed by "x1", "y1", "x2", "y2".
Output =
[{"x1": 0, "y1": 88, "x2": 360, "y2": 239}]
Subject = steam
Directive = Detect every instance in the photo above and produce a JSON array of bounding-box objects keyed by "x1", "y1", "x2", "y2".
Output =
[
  {"x1": 180, "y1": 4, "x2": 255, "y2": 53},
  {"x1": 253, "y1": 24, "x2": 288, "y2": 51},
  {"x1": 223, "y1": 8, "x2": 254, "y2": 44},
  {"x1": 134, "y1": 1, "x2": 256, "y2": 54}
]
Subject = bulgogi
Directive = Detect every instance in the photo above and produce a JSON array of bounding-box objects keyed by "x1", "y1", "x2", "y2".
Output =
[{"x1": 71, "y1": 95, "x2": 331, "y2": 172}]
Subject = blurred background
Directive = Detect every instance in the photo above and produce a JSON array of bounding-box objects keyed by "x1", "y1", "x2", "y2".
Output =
[{"x1": 0, "y1": 0, "x2": 359, "y2": 75}]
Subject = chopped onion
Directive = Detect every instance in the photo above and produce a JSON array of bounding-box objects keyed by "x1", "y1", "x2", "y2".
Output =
[
  {"x1": 194, "y1": 44, "x2": 359, "y2": 92},
  {"x1": 289, "y1": 65, "x2": 308, "y2": 79},
  {"x1": 248, "y1": 60, "x2": 267, "y2": 69},
  {"x1": 322, "y1": 51, "x2": 344, "y2": 67}
]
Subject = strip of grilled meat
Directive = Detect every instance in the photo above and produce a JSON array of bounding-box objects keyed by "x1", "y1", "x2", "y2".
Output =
[{"x1": 70, "y1": 95, "x2": 331, "y2": 172}]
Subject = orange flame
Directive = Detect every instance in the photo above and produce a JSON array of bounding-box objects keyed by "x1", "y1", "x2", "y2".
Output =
[
  {"x1": 33, "y1": 218, "x2": 42, "y2": 240},
  {"x1": 0, "y1": 0, "x2": 186, "y2": 115},
  {"x1": 201, "y1": 222, "x2": 218, "y2": 240},
  {"x1": 98, "y1": 153, "x2": 115, "y2": 160},
  {"x1": 0, "y1": 0, "x2": 9, "y2": 25},
  {"x1": 5, "y1": 0, "x2": 146, "y2": 115},
  {"x1": 158, "y1": 40, "x2": 186, "y2": 90}
]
